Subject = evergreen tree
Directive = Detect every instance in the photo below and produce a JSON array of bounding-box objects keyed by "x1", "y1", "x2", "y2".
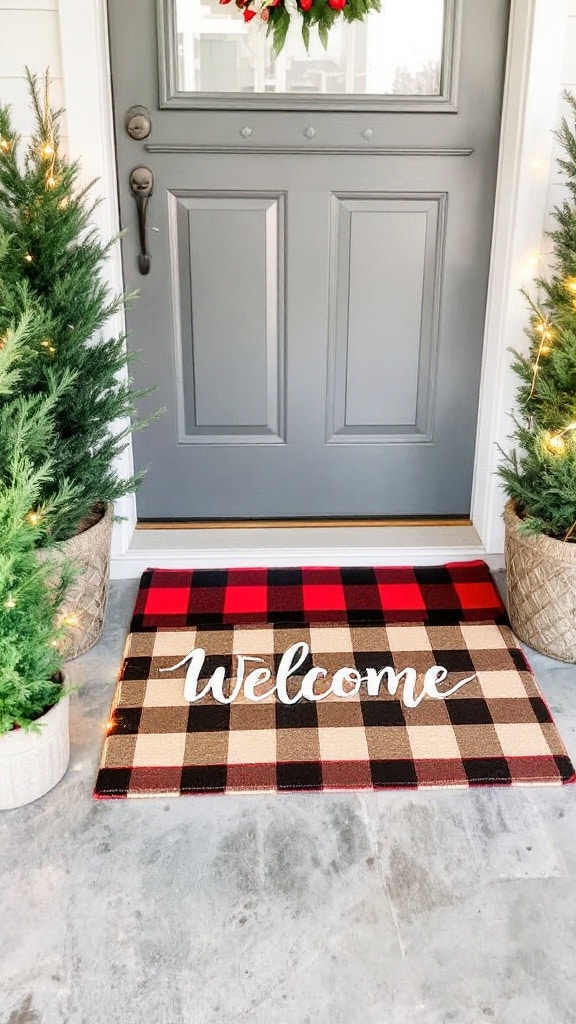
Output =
[
  {"x1": 499, "y1": 93, "x2": 576, "y2": 542},
  {"x1": 0, "y1": 69, "x2": 153, "y2": 543},
  {"x1": 0, "y1": 311, "x2": 74, "y2": 734}
]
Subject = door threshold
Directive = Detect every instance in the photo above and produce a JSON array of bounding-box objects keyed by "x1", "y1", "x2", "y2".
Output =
[
  {"x1": 136, "y1": 517, "x2": 472, "y2": 530},
  {"x1": 111, "y1": 522, "x2": 500, "y2": 579}
]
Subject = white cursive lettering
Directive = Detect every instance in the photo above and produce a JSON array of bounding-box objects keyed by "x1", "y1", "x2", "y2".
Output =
[{"x1": 160, "y1": 643, "x2": 476, "y2": 708}]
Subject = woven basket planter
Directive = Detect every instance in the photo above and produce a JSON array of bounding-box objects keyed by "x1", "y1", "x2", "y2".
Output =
[
  {"x1": 504, "y1": 500, "x2": 576, "y2": 662},
  {"x1": 41, "y1": 503, "x2": 114, "y2": 661},
  {"x1": 0, "y1": 687, "x2": 69, "y2": 811}
]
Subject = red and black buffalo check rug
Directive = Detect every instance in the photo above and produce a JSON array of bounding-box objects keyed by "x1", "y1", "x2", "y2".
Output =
[{"x1": 94, "y1": 562, "x2": 575, "y2": 798}]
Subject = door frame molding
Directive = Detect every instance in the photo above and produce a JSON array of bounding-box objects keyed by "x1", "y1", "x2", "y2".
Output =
[{"x1": 58, "y1": 0, "x2": 569, "y2": 570}]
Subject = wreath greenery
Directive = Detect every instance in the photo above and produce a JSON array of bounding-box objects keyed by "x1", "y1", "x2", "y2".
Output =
[{"x1": 220, "y1": 0, "x2": 382, "y2": 55}]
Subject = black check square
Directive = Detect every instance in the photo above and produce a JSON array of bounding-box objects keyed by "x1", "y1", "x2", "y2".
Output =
[
  {"x1": 276, "y1": 702, "x2": 319, "y2": 730},
  {"x1": 361, "y1": 700, "x2": 406, "y2": 727},
  {"x1": 277, "y1": 761, "x2": 323, "y2": 790},
  {"x1": 121, "y1": 657, "x2": 152, "y2": 681},
  {"x1": 187, "y1": 705, "x2": 231, "y2": 732},
  {"x1": 447, "y1": 699, "x2": 494, "y2": 726}
]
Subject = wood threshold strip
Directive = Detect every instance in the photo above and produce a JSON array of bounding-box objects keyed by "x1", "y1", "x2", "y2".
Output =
[{"x1": 136, "y1": 518, "x2": 472, "y2": 531}]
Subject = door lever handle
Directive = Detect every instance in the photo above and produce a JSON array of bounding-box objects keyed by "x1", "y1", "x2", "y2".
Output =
[{"x1": 129, "y1": 166, "x2": 154, "y2": 275}]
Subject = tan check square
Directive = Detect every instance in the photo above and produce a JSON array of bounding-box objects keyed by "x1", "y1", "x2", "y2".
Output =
[
  {"x1": 227, "y1": 729, "x2": 277, "y2": 765},
  {"x1": 318, "y1": 727, "x2": 370, "y2": 762},
  {"x1": 408, "y1": 725, "x2": 462, "y2": 760}
]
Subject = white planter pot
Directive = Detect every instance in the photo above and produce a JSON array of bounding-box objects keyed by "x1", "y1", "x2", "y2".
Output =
[{"x1": 0, "y1": 692, "x2": 70, "y2": 811}]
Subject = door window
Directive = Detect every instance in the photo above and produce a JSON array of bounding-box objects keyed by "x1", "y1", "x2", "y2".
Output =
[{"x1": 160, "y1": 0, "x2": 455, "y2": 109}]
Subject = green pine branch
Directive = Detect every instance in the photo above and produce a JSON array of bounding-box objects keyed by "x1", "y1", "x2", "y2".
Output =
[
  {"x1": 498, "y1": 91, "x2": 576, "y2": 540},
  {"x1": 0, "y1": 71, "x2": 158, "y2": 541}
]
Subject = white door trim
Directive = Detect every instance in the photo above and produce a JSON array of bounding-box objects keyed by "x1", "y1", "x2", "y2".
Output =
[{"x1": 58, "y1": 0, "x2": 569, "y2": 574}]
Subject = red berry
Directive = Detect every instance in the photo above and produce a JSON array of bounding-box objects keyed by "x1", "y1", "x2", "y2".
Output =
[
  {"x1": 327, "y1": 0, "x2": 346, "y2": 9},
  {"x1": 300, "y1": 0, "x2": 313, "y2": 9},
  {"x1": 243, "y1": 5, "x2": 257, "y2": 18}
]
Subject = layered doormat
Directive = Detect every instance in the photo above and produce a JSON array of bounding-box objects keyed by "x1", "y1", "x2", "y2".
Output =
[{"x1": 94, "y1": 563, "x2": 575, "y2": 798}]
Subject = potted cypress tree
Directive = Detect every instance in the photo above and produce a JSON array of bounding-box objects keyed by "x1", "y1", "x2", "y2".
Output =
[
  {"x1": 0, "y1": 310, "x2": 76, "y2": 810},
  {"x1": 0, "y1": 70, "x2": 153, "y2": 659},
  {"x1": 499, "y1": 93, "x2": 576, "y2": 662}
]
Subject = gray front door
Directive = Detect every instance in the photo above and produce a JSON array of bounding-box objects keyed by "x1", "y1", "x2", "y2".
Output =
[{"x1": 108, "y1": 0, "x2": 508, "y2": 520}]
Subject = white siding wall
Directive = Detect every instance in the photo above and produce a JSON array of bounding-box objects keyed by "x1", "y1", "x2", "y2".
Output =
[
  {"x1": 0, "y1": 0, "x2": 65, "y2": 143},
  {"x1": 542, "y1": 0, "x2": 576, "y2": 272}
]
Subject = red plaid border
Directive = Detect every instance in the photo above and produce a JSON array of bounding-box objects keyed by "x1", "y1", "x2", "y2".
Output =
[{"x1": 131, "y1": 561, "x2": 507, "y2": 630}]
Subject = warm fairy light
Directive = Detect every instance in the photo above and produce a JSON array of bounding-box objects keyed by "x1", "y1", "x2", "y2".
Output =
[
  {"x1": 58, "y1": 197, "x2": 69, "y2": 210},
  {"x1": 564, "y1": 277, "x2": 576, "y2": 294},
  {"x1": 40, "y1": 142, "x2": 54, "y2": 159},
  {"x1": 26, "y1": 511, "x2": 42, "y2": 526},
  {"x1": 46, "y1": 175, "x2": 57, "y2": 189},
  {"x1": 0, "y1": 137, "x2": 10, "y2": 153},
  {"x1": 546, "y1": 434, "x2": 565, "y2": 455},
  {"x1": 40, "y1": 338, "x2": 51, "y2": 348},
  {"x1": 545, "y1": 422, "x2": 576, "y2": 456},
  {"x1": 4, "y1": 597, "x2": 16, "y2": 610},
  {"x1": 62, "y1": 614, "x2": 79, "y2": 627},
  {"x1": 24, "y1": 253, "x2": 33, "y2": 263}
]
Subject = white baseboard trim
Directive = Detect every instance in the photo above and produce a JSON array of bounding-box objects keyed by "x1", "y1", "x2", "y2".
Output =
[{"x1": 110, "y1": 525, "x2": 504, "y2": 579}]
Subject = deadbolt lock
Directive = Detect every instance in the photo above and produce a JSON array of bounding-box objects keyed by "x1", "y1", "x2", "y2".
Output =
[{"x1": 126, "y1": 105, "x2": 152, "y2": 141}]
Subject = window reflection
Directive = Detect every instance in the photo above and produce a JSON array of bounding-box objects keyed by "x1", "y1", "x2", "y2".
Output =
[{"x1": 174, "y1": 0, "x2": 444, "y2": 96}]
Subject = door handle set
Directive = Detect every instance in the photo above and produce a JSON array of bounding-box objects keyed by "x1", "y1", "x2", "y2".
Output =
[
  {"x1": 127, "y1": 106, "x2": 154, "y2": 275},
  {"x1": 129, "y1": 165, "x2": 154, "y2": 276}
]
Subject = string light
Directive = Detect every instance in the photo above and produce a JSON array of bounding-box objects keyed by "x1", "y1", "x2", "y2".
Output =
[
  {"x1": 4, "y1": 596, "x2": 16, "y2": 610},
  {"x1": 40, "y1": 142, "x2": 54, "y2": 159},
  {"x1": 528, "y1": 316, "x2": 554, "y2": 400},
  {"x1": 26, "y1": 511, "x2": 42, "y2": 526},
  {"x1": 564, "y1": 277, "x2": 576, "y2": 294},
  {"x1": 62, "y1": 613, "x2": 79, "y2": 628},
  {"x1": 58, "y1": 197, "x2": 69, "y2": 210},
  {"x1": 24, "y1": 253, "x2": 33, "y2": 263},
  {"x1": 0, "y1": 137, "x2": 10, "y2": 154},
  {"x1": 45, "y1": 175, "x2": 57, "y2": 190}
]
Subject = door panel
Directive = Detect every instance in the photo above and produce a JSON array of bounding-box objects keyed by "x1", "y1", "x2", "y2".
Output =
[
  {"x1": 107, "y1": 0, "x2": 509, "y2": 520},
  {"x1": 170, "y1": 192, "x2": 285, "y2": 442},
  {"x1": 327, "y1": 193, "x2": 442, "y2": 441}
]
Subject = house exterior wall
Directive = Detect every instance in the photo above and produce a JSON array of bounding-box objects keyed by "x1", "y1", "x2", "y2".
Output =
[
  {"x1": 0, "y1": 1, "x2": 573, "y2": 565},
  {"x1": 0, "y1": 0, "x2": 66, "y2": 141},
  {"x1": 542, "y1": 0, "x2": 576, "y2": 274}
]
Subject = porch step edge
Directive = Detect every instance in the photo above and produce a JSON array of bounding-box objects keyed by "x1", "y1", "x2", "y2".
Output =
[{"x1": 110, "y1": 525, "x2": 502, "y2": 579}]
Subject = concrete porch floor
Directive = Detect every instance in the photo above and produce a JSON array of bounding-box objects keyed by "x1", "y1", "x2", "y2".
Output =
[{"x1": 1, "y1": 576, "x2": 576, "y2": 1024}]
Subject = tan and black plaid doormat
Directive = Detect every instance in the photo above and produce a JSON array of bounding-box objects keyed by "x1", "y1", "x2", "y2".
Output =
[{"x1": 94, "y1": 563, "x2": 575, "y2": 797}]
